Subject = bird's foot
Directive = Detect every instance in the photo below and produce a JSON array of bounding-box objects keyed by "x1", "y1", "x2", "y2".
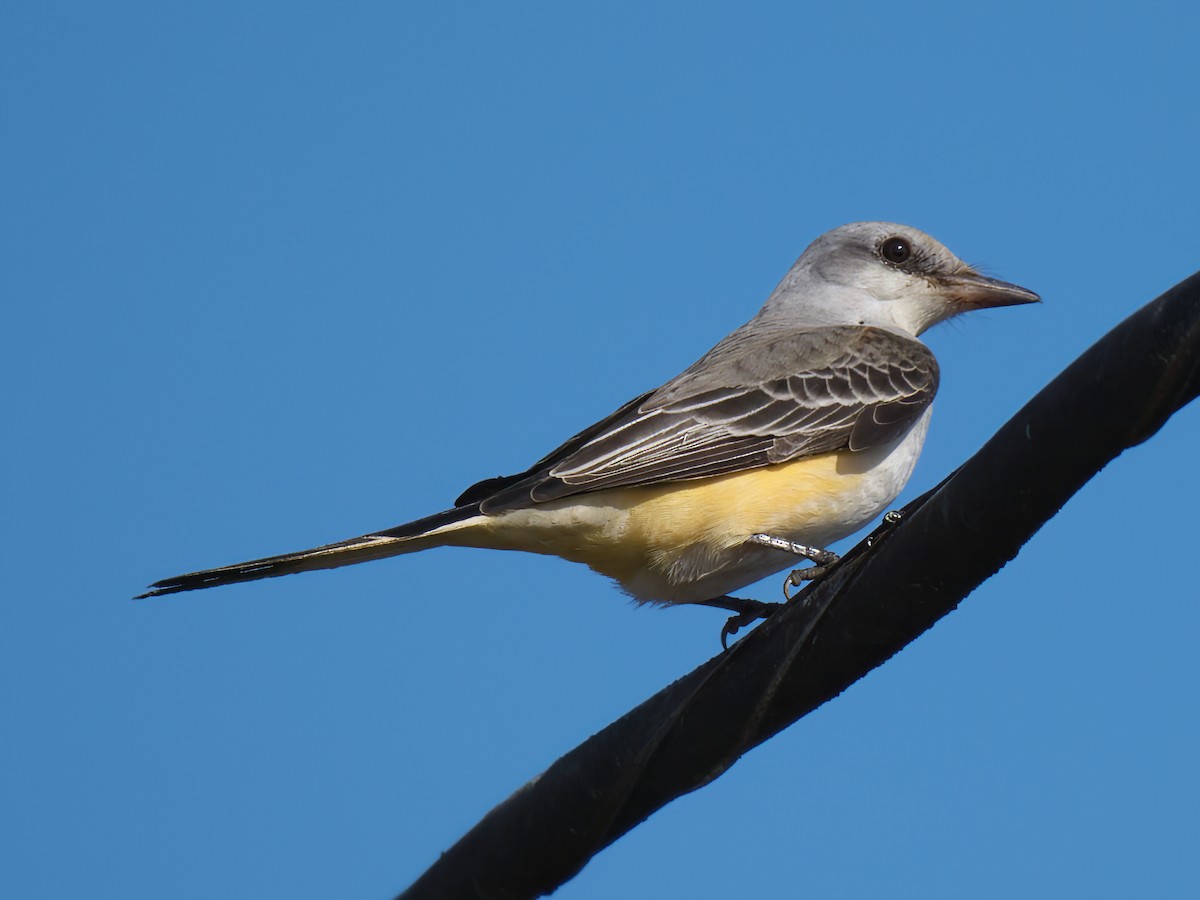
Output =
[
  {"x1": 696, "y1": 595, "x2": 784, "y2": 649},
  {"x1": 782, "y1": 563, "x2": 837, "y2": 600},
  {"x1": 748, "y1": 533, "x2": 841, "y2": 600}
]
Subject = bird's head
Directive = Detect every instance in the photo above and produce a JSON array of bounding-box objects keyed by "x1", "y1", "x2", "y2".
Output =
[{"x1": 762, "y1": 221, "x2": 1040, "y2": 336}]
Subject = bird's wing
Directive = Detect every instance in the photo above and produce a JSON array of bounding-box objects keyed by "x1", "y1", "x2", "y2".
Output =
[{"x1": 463, "y1": 325, "x2": 939, "y2": 513}]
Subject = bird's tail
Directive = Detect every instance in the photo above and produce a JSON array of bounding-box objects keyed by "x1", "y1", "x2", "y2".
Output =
[{"x1": 135, "y1": 504, "x2": 484, "y2": 598}]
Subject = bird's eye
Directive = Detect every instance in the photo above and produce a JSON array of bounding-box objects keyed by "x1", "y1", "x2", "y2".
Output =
[{"x1": 880, "y1": 236, "x2": 912, "y2": 264}]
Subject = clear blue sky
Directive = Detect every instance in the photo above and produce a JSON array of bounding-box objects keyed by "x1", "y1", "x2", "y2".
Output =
[{"x1": 5, "y1": 3, "x2": 1199, "y2": 898}]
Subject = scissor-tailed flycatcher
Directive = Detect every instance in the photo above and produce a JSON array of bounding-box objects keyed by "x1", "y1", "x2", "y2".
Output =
[{"x1": 139, "y1": 222, "x2": 1038, "y2": 606}]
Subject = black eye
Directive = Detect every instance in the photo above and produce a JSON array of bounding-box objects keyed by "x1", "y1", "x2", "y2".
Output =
[{"x1": 880, "y1": 236, "x2": 912, "y2": 264}]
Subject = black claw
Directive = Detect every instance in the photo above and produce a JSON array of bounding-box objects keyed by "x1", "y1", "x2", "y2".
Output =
[
  {"x1": 783, "y1": 561, "x2": 838, "y2": 599},
  {"x1": 787, "y1": 564, "x2": 830, "y2": 586},
  {"x1": 720, "y1": 613, "x2": 752, "y2": 649},
  {"x1": 697, "y1": 596, "x2": 784, "y2": 649}
]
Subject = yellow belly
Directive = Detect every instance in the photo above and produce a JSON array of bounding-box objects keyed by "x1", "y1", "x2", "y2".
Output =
[{"x1": 456, "y1": 447, "x2": 898, "y2": 602}]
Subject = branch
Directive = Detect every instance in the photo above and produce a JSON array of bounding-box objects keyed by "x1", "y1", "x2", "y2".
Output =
[{"x1": 399, "y1": 272, "x2": 1200, "y2": 900}]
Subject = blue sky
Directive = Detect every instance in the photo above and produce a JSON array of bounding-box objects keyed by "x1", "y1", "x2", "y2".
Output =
[{"x1": 5, "y1": 3, "x2": 1200, "y2": 898}]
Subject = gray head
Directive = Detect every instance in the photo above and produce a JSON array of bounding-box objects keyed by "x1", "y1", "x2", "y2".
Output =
[{"x1": 757, "y1": 222, "x2": 1039, "y2": 336}]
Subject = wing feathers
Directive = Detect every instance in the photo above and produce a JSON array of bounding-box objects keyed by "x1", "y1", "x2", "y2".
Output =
[{"x1": 463, "y1": 325, "x2": 937, "y2": 512}]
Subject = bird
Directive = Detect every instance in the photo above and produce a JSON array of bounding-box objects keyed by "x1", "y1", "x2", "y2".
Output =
[{"x1": 138, "y1": 222, "x2": 1039, "y2": 610}]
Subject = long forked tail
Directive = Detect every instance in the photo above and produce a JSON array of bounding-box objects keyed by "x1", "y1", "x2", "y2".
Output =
[{"x1": 136, "y1": 504, "x2": 484, "y2": 598}]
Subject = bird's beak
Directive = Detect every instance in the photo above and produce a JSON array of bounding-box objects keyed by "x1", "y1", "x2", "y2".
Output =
[{"x1": 943, "y1": 269, "x2": 1041, "y2": 309}]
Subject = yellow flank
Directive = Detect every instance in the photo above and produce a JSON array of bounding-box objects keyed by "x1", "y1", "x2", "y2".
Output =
[
  {"x1": 448, "y1": 448, "x2": 887, "y2": 601},
  {"x1": 622, "y1": 452, "x2": 864, "y2": 564}
]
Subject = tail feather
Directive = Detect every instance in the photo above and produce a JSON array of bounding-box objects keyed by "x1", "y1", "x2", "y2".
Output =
[{"x1": 136, "y1": 504, "x2": 482, "y2": 598}]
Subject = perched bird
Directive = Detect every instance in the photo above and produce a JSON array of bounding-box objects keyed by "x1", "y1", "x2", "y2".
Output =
[{"x1": 139, "y1": 222, "x2": 1038, "y2": 609}]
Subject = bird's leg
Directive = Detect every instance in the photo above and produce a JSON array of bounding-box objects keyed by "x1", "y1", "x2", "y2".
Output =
[
  {"x1": 711, "y1": 518, "x2": 903, "y2": 646},
  {"x1": 748, "y1": 533, "x2": 842, "y2": 600},
  {"x1": 695, "y1": 596, "x2": 784, "y2": 649},
  {"x1": 748, "y1": 533, "x2": 841, "y2": 567}
]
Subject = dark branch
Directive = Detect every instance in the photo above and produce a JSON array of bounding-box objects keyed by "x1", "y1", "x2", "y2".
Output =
[{"x1": 399, "y1": 272, "x2": 1200, "y2": 900}]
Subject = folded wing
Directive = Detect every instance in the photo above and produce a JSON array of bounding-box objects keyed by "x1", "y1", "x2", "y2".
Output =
[{"x1": 462, "y1": 325, "x2": 939, "y2": 513}]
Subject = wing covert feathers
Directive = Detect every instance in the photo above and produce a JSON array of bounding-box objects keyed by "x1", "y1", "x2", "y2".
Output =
[{"x1": 467, "y1": 325, "x2": 938, "y2": 511}]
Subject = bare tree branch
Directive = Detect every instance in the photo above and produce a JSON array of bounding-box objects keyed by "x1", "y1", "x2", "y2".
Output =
[{"x1": 399, "y1": 272, "x2": 1200, "y2": 900}]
